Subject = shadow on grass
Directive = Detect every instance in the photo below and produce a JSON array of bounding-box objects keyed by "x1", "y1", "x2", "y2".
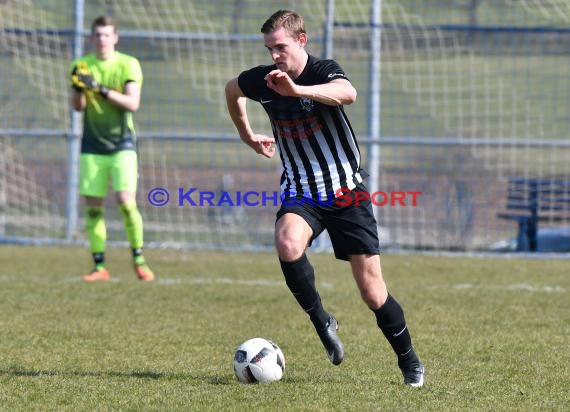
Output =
[{"x1": 1, "y1": 366, "x2": 234, "y2": 384}]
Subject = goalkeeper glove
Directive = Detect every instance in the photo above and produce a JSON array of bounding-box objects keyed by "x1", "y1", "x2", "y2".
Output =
[{"x1": 71, "y1": 63, "x2": 110, "y2": 98}]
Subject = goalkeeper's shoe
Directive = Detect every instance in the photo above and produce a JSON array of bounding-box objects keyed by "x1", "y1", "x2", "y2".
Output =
[
  {"x1": 315, "y1": 315, "x2": 344, "y2": 365},
  {"x1": 134, "y1": 263, "x2": 154, "y2": 282},
  {"x1": 83, "y1": 267, "x2": 110, "y2": 282},
  {"x1": 401, "y1": 362, "x2": 425, "y2": 388}
]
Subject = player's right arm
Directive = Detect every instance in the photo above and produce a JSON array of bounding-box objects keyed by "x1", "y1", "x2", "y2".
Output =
[
  {"x1": 225, "y1": 77, "x2": 275, "y2": 159},
  {"x1": 265, "y1": 70, "x2": 356, "y2": 106},
  {"x1": 70, "y1": 88, "x2": 87, "y2": 112},
  {"x1": 69, "y1": 61, "x2": 87, "y2": 112}
]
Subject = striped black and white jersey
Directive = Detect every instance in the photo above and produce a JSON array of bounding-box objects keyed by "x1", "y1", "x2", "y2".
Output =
[{"x1": 238, "y1": 54, "x2": 366, "y2": 200}]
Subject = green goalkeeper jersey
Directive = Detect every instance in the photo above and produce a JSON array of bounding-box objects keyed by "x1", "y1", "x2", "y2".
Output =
[{"x1": 70, "y1": 51, "x2": 143, "y2": 154}]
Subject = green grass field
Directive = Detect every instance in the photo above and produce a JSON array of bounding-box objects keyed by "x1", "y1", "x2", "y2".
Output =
[{"x1": 1, "y1": 245, "x2": 568, "y2": 411}]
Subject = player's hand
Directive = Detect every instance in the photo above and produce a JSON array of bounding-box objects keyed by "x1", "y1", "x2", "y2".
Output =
[
  {"x1": 249, "y1": 134, "x2": 276, "y2": 159},
  {"x1": 71, "y1": 63, "x2": 110, "y2": 98},
  {"x1": 71, "y1": 63, "x2": 94, "y2": 91},
  {"x1": 264, "y1": 70, "x2": 298, "y2": 97}
]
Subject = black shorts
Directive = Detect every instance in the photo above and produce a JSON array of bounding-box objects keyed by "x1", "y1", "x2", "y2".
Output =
[{"x1": 276, "y1": 183, "x2": 380, "y2": 261}]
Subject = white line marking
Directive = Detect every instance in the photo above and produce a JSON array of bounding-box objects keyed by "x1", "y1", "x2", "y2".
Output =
[
  {"x1": 0, "y1": 275, "x2": 336, "y2": 290},
  {"x1": 445, "y1": 283, "x2": 565, "y2": 293}
]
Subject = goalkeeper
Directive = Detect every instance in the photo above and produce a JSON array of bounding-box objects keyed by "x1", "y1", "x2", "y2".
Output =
[{"x1": 69, "y1": 15, "x2": 154, "y2": 282}]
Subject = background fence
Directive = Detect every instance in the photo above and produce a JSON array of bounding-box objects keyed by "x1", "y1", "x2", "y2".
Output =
[{"x1": 1, "y1": 0, "x2": 570, "y2": 252}]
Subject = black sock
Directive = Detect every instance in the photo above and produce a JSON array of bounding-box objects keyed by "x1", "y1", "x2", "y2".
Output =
[
  {"x1": 373, "y1": 294, "x2": 420, "y2": 369},
  {"x1": 92, "y1": 252, "x2": 105, "y2": 269},
  {"x1": 280, "y1": 253, "x2": 329, "y2": 328}
]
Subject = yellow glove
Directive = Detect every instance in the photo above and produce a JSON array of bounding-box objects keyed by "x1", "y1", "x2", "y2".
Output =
[{"x1": 71, "y1": 62, "x2": 110, "y2": 98}]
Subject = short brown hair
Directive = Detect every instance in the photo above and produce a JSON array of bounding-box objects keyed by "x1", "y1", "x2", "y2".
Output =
[
  {"x1": 91, "y1": 16, "x2": 116, "y2": 33},
  {"x1": 261, "y1": 10, "x2": 306, "y2": 38}
]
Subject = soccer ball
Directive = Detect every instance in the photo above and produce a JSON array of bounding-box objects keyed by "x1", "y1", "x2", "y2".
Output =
[{"x1": 233, "y1": 338, "x2": 285, "y2": 384}]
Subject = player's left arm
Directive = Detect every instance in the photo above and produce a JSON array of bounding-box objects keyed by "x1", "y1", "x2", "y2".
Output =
[
  {"x1": 265, "y1": 70, "x2": 356, "y2": 106},
  {"x1": 104, "y1": 80, "x2": 141, "y2": 112},
  {"x1": 105, "y1": 57, "x2": 143, "y2": 112},
  {"x1": 297, "y1": 78, "x2": 357, "y2": 106}
]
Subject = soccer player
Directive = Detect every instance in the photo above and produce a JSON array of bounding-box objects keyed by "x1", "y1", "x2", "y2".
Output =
[
  {"x1": 69, "y1": 16, "x2": 154, "y2": 282},
  {"x1": 225, "y1": 10, "x2": 424, "y2": 387}
]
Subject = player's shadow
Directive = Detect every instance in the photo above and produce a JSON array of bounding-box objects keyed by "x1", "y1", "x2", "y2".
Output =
[{"x1": 0, "y1": 367, "x2": 234, "y2": 384}]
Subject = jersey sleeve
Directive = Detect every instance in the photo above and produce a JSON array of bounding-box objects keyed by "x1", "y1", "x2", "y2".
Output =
[
  {"x1": 123, "y1": 56, "x2": 143, "y2": 87},
  {"x1": 237, "y1": 65, "x2": 271, "y2": 101},
  {"x1": 312, "y1": 59, "x2": 350, "y2": 84}
]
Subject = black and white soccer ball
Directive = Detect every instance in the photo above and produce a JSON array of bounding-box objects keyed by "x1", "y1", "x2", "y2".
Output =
[{"x1": 233, "y1": 338, "x2": 285, "y2": 384}]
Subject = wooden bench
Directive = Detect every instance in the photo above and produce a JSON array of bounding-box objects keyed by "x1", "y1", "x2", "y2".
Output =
[{"x1": 497, "y1": 178, "x2": 570, "y2": 251}]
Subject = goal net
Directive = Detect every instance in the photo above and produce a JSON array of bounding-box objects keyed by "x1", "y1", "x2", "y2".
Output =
[{"x1": 1, "y1": 0, "x2": 569, "y2": 251}]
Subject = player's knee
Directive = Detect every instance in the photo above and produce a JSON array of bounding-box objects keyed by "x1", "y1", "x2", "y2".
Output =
[
  {"x1": 362, "y1": 292, "x2": 385, "y2": 310},
  {"x1": 275, "y1": 234, "x2": 305, "y2": 261},
  {"x1": 359, "y1": 283, "x2": 388, "y2": 309},
  {"x1": 119, "y1": 202, "x2": 138, "y2": 218},
  {"x1": 86, "y1": 207, "x2": 103, "y2": 219}
]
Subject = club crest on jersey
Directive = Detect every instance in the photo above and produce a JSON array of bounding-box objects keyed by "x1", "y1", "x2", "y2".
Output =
[{"x1": 299, "y1": 97, "x2": 314, "y2": 112}]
